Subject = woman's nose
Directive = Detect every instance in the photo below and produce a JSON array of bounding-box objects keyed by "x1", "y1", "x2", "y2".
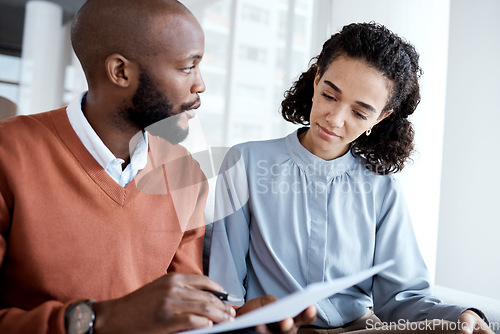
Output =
[{"x1": 325, "y1": 107, "x2": 346, "y2": 128}]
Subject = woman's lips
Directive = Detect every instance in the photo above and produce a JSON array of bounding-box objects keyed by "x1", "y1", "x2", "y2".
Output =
[{"x1": 317, "y1": 124, "x2": 340, "y2": 140}]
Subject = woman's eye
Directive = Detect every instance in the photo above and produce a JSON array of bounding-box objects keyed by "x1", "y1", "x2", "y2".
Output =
[
  {"x1": 321, "y1": 93, "x2": 337, "y2": 101},
  {"x1": 353, "y1": 111, "x2": 367, "y2": 120}
]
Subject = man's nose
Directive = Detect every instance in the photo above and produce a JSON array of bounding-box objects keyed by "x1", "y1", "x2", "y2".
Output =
[{"x1": 192, "y1": 70, "x2": 205, "y2": 94}]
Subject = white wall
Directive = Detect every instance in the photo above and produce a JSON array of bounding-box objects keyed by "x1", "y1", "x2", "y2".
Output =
[
  {"x1": 329, "y1": 0, "x2": 451, "y2": 281},
  {"x1": 18, "y1": 1, "x2": 65, "y2": 115},
  {"x1": 436, "y1": 0, "x2": 500, "y2": 299}
]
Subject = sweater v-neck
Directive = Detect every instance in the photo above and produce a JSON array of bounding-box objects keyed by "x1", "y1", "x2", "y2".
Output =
[{"x1": 50, "y1": 108, "x2": 141, "y2": 206}]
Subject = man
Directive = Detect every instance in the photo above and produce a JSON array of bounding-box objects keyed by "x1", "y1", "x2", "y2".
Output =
[{"x1": 0, "y1": 0, "x2": 315, "y2": 333}]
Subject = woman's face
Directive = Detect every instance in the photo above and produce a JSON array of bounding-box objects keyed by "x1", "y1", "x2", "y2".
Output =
[{"x1": 300, "y1": 56, "x2": 393, "y2": 161}]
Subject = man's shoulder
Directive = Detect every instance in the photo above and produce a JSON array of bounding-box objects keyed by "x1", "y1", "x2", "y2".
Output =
[
  {"x1": 0, "y1": 108, "x2": 68, "y2": 162},
  {"x1": 0, "y1": 108, "x2": 66, "y2": 138}
]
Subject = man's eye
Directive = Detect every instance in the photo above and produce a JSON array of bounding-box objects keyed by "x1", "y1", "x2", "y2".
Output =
[{"x1": 182, "y1": 66, "x2": 195, "y2": 74}]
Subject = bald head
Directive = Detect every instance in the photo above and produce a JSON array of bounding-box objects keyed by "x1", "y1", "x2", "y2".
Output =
[{"x1": 71, "y1": 0, "x2": 199, "y2": 88}]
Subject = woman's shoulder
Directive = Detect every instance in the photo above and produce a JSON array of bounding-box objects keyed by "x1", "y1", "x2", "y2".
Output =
[
  {"x1": 349, "y1": 154, "x2": 403, "y2": 189},
  {"x1": 232, "y1": 136, "x2": 288, "y2": 158},
  {"x1": 218, "y1": 136, "x2": 291, "y2": 175}
]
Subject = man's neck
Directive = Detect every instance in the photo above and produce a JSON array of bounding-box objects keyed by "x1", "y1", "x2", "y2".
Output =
[{"x1": 82, "y1": 92, "x2": 140, "y2": 163}]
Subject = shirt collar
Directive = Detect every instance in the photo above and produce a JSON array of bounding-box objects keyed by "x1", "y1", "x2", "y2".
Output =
[
  {"x1": 284, "y1": 127, "x2": 358, "y2": 180},
  {"x1": 128, "y1": 130, "x2": 148, "y2": 171},
  {"x1": 66, "y1": 92, "x2": 149, "y2": 173}
]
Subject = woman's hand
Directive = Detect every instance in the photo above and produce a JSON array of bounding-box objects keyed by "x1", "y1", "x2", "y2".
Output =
[
  {"x1": 238, "y1": 295, "x2": 317, "y2": 333},
  {"x1": 458, "y1": 310, "x2": 493, "y2": 334}
]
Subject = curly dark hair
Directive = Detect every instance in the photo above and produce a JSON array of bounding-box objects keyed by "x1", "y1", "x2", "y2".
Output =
[{"x1": 281, "y1": 22, "x2": 422, "y2": 174}]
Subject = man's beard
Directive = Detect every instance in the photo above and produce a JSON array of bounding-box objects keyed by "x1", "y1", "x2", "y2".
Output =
[{"x1": 122, "y1": 70, "x2": 197, "y2": 145}]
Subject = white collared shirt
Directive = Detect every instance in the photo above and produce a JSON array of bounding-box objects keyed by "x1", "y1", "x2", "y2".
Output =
[{"x1": 66, "y1": 92, "x2": 148, "y2": 187}]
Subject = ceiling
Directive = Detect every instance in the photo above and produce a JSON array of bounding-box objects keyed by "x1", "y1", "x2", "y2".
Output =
[
  {"x1": 0, "y1": 0, "x2": 85, "y2": 55},
  {"x1": 0, "y1": 0, "x2": 217, "y2": 57}
]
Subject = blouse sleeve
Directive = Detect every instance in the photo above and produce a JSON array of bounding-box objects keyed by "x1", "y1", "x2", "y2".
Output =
[
  {"x1": 372, "y1": 177, "x2": 466, "y2": 322},
  {"x1": 208, "y1": 146, "x2": 251, "y2": 305}
]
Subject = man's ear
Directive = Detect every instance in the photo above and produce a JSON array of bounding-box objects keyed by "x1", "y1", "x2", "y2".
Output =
[{"x1": 105, "y1": 54, "x2": 138, "y2": 88}]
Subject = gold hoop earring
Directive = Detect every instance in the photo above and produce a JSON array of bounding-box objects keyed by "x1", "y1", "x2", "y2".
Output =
[{"x1": 366, "y1": 128, "x2": 372, "y2": 136}]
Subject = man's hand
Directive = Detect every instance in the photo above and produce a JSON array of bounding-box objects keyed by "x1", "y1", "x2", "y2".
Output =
[
  {"x1": 237, "y1": 295, "x2": 317, "y2": 333},
  {"x1": 92, "y1": 273, "x2": 236, "y2": 334},
  {"x1": 458, "y1": 310, "x2": 493, "y2": 334}
]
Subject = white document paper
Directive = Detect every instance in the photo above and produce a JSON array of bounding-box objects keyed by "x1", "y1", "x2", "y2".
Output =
[{"x1": 182, "y1": 260, "x2": 394, "y2": 334}]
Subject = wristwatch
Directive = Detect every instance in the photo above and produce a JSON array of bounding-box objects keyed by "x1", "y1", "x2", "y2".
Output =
[{"x1": 64, "y1": 300, "x2": 95, "y2": 334}]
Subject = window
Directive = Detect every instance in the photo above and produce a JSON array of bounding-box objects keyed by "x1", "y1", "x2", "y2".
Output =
[
  {"x1": 175, "y1": 0, "x2": 321, "y2": 146},
  {"x1": 238, "y1": 45, "x2": 267, "y2": 63},
  {"x1": 235, "y1": 83, "x2": 266, "y2": 101},
  {"x1": 241, "y1": 4, "x2": 270, "y2": 24},
  {"x1": 0, "y1": 54, "x2": 21, "y2": 104}
]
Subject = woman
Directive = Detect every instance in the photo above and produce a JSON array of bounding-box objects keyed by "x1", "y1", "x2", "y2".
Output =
[{"x1": 208, "y1": 23, "x2": 490, "y2": 333}]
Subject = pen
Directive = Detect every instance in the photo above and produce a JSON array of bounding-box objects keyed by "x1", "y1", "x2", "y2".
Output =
[{"x1": 205, "y1": 289, "x2": 243, "y2": 303}]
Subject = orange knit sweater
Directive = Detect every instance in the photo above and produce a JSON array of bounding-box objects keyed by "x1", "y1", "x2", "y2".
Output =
[{"x1": 0, "y1": 108, "x2": 208, "y2": 333}]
